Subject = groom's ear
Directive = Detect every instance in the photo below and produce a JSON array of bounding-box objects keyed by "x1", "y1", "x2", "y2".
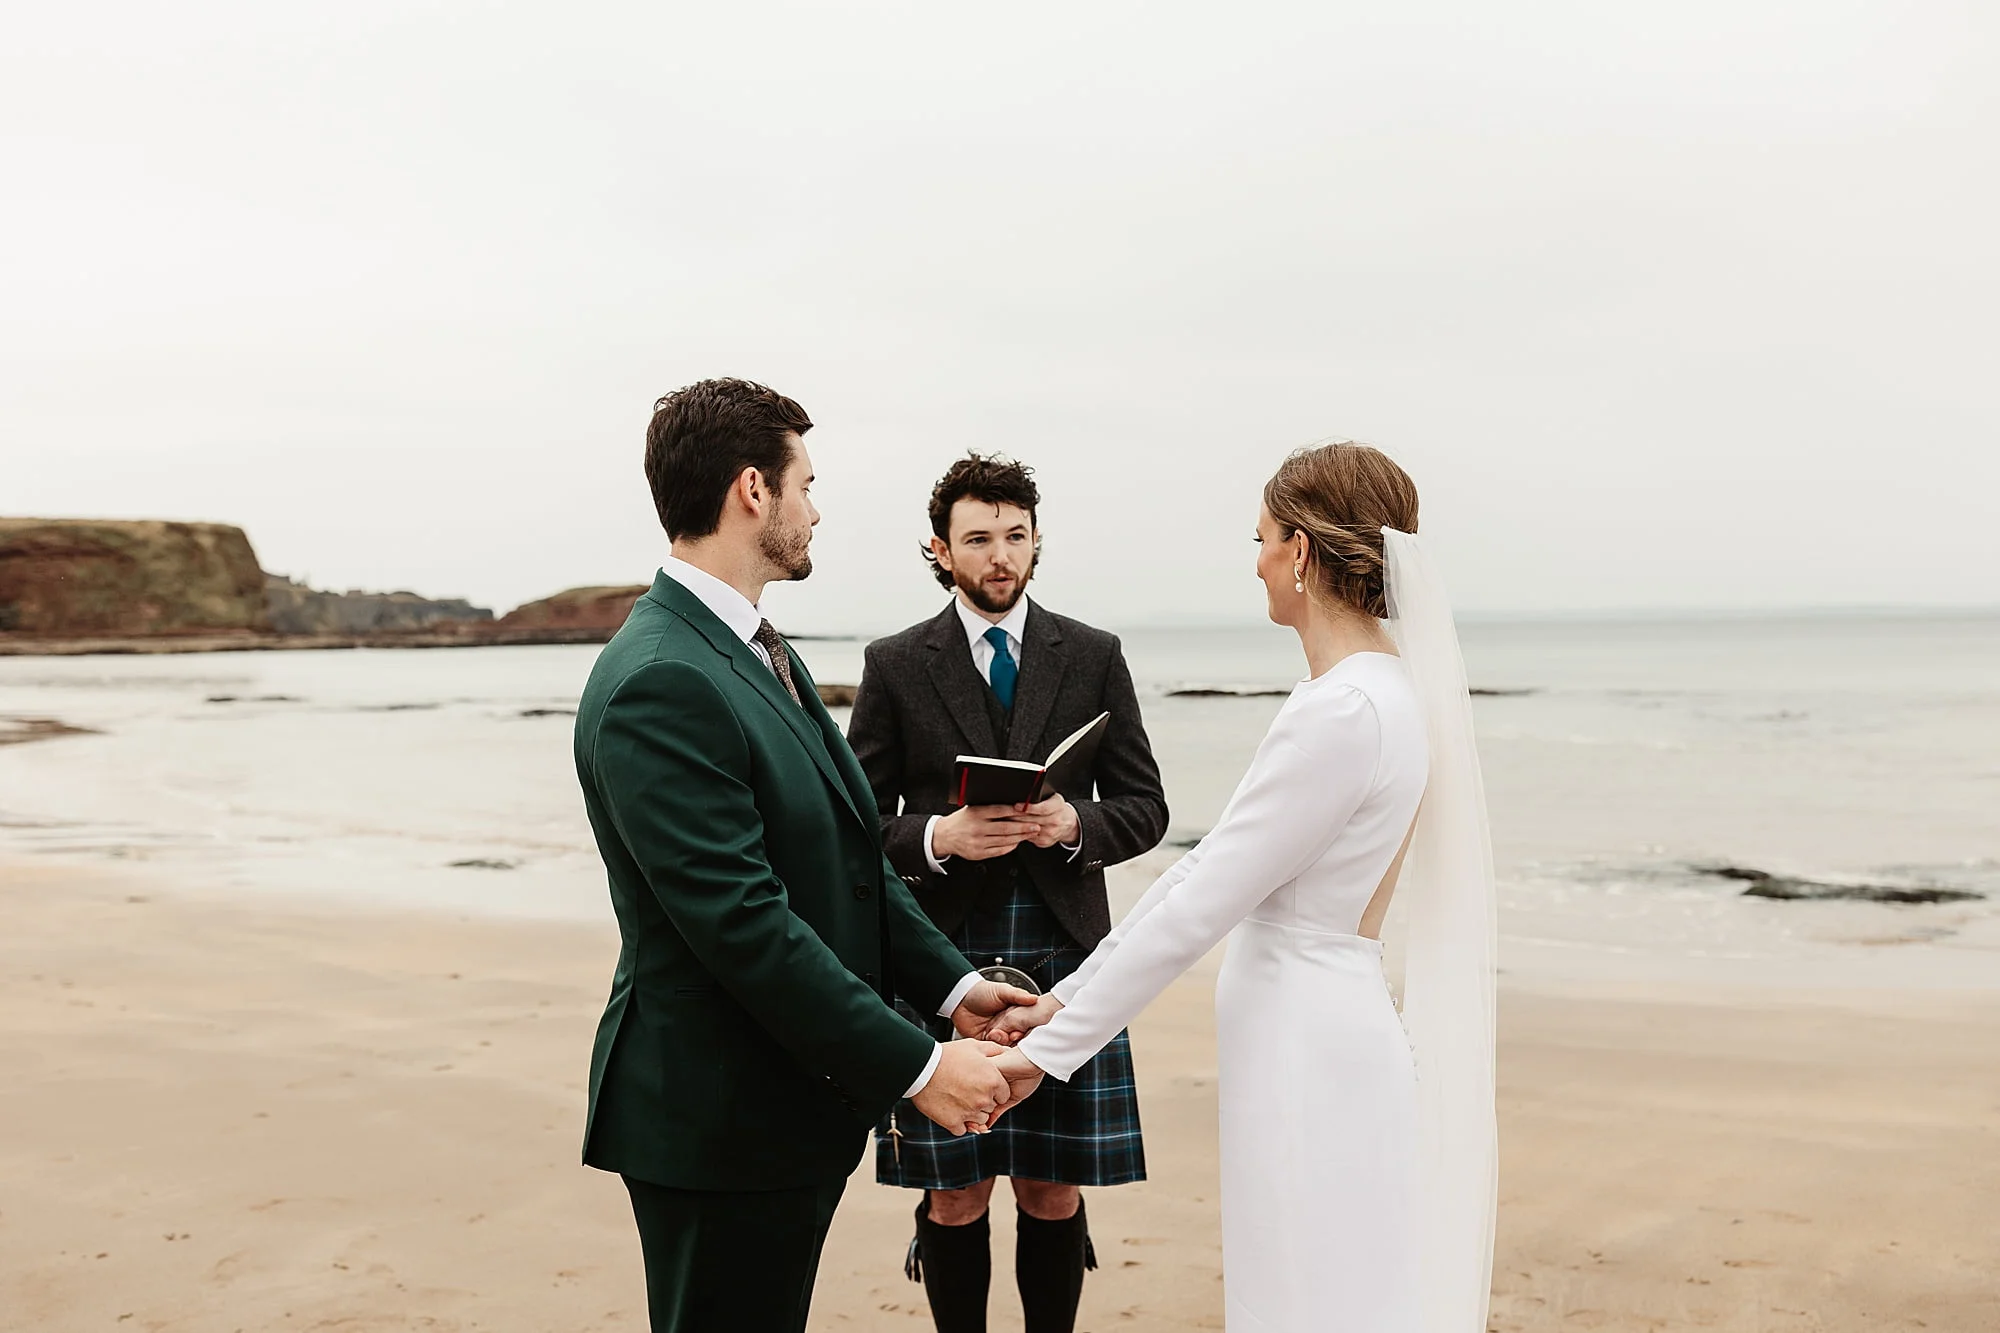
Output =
[
  {"x1": 930, "y1": 534, "x2": 954, "y2": 573},
  {"x1": 733, "y1": 465, "x2": 770, "y2": 516}
]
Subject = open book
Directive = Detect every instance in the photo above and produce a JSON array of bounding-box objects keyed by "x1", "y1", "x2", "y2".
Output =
[{"x1": 951, "y1": 711, "x2": 1110, "y2": 808}]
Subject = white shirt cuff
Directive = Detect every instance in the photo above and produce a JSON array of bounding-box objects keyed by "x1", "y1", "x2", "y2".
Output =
[
  {"x1": 923, "y1": 814, "x2": 952, "y2": 875},
  {"x1": 1060, "y1": 838, "x2": 1083, "y2": 863},
  {"x1": 937, "y1": 970, "x2": 983, "y2": 1019},
  {"x1": 903, "y1": 1042, "x2": 944, "y2": 1099},
  {"x1": 900, "y1": 971, "x2": 985, "y2": 1099}
]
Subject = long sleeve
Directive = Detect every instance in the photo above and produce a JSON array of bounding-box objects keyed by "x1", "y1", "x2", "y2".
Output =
[
  {"x1": 1048, "y1": 840, "x2": 1210, "y2": 1006},
  {"x1": 1018, "y1": 684, "x2": 1383, "y2": 1081},
  {"x1": 593, "y1": 660, "x2": 935, "y2": 1108}
]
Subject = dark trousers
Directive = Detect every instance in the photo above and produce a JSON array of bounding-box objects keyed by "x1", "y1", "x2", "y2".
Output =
[{"x1": 623, "y1": 1174, "x2": 848, "y2": 1333}]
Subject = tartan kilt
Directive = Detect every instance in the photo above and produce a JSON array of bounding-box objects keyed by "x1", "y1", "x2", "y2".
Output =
[{"x1": 876, "y1": 878, "x2": 1146, "y2": 1190}]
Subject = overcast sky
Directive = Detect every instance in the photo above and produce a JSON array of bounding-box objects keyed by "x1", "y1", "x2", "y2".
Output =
[{"x1": 4, "y1": 2, "x2": 1995, "y2": 632}]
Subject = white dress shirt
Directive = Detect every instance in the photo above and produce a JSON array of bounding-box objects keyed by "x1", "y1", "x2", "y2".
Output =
[
  {"x1": 923, "y1": 593, "x2": 1083, "y2": 873},
  {"x1": 960, "y1": 590, "x2": 1032, "y2": 684},
  {"x1": 657, "y1": 558, "x2": 980, "y2": 1098}
]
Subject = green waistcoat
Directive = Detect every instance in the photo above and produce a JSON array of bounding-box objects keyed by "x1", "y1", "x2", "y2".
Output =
[{"x1": 575, "y1": 572, "x2": 971, "y2": 1190}]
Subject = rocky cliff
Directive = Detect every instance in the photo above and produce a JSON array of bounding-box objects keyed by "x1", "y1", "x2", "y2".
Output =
[
  {"x1": 0, "y1": 519, "x2": 269, "y2": 636},
  {"x1": 0, "y1": 519, "x2": 650, "y2": 653},
  {"x1": 265, "y1": 575, "x2": 493, "y2": 635},
  {"x1": 498, "y1": 585, "x2": 648, "y2": 632}
]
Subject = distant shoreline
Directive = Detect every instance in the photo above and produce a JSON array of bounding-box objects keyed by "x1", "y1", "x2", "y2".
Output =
[{"x1": 0, "y1": 628, "x2": 618, "y2": 656}]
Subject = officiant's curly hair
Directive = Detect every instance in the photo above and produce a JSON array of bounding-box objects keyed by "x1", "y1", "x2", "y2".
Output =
[
  {"x1": 922, "y1": 453, "x2": 1043, "y2": 590},
  {"x1": 1263, "y1": 442, "x2": 1419, "y2": 619},
  {"x1": 646, "y1": 378, "x2": 814, "y2": 540}
]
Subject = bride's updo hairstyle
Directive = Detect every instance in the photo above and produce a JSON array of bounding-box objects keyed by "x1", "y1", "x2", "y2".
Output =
[{"x1": 1262, "y1": 443, "x2": 1419, "y2": 620}]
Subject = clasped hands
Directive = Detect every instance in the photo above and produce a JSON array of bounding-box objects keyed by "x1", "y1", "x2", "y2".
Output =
[
  {"x1": 910, "y1": 980, "x2": 1069, "y2": 1136},
  {"x1": 931, "y1": 794, "x2": 1079, "y2": 861}
]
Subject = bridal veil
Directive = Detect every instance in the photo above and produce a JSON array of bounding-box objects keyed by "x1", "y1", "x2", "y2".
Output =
[{"x1": 1381, "y1": 527, "x2": 1499, "y2": 1333}]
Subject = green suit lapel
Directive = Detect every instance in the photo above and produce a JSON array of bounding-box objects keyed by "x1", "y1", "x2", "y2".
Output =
[
  {"x1": 788, "y1": 651, "x2": 882, "y2": 826},
  {"x1": 643, "y1": 573, "x2": 867, "y2": 832}
]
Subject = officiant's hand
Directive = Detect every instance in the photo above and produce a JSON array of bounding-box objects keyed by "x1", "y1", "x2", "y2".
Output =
[
  {"x1": 1019, "y1": 794, "x2": 1079, "y2": 848},
  {"x1": 983, "y1": 992, "x2": 1063, "y2": 1045},
  {"x1": 950, "y1": 979, "x2": 1042, "y2": 1045},
  {"x1": 911, "y1": 1040, "x2": 1013, "y2": 1136},
  {"x1": 933, "y1": 805, "x2": 1037, "y2": 861}
]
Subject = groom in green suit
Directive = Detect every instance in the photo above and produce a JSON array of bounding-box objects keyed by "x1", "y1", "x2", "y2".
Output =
[{"x1": 575, "y1": 379, "x2": 1041, "y2": 1332}]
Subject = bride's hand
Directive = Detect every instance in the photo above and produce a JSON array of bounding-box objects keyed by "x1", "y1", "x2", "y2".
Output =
[
  {"x1": 984, "y1": 1048, "x2": 1047, "y2": 1127},
  {"x1": 979, "y1": 992, "x2": 1063, "y2": 1045}
]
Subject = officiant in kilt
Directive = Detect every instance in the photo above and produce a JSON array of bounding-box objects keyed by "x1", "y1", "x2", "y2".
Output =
[{"x1": 847, "y1": 454, "x2": 1169, "y2": 1333}]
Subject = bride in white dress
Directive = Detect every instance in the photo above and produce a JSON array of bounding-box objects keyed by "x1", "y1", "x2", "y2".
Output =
[{"x1": 989, "y1": 443, "x2": 1498, "y2": 1332}]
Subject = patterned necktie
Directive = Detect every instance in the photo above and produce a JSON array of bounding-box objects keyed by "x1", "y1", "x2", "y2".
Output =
[
  {"x1": 983, "y1": 625, "x2": 1017, "y2": 709},
  {"x1": 752, "y1": 619, "x2": 803, "y2": 707}
]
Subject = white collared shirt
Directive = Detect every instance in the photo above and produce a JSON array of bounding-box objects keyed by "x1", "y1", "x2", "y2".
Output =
[
  {"x1": 957, "y1": 591, "x2": 1031, "y2": 683},
  {"x1": 660, "y1": 555, "x2": 770, "y2": 665},
  {"x1": 657, "y1": 558, "x2": 980, "y2": 1098}
]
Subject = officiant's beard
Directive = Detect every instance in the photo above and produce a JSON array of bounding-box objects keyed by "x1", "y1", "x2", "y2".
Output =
[
  {"x1": 955, "y1": 557, "x2": 1033, "y2": 615},
  {"x1": 760, "y1": 511, "x2": 813, "y2": 582}
]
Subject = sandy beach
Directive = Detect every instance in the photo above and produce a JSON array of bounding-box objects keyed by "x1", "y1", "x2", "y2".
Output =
[{"x1": 2, "y1": 859, "x2": 1994, "y2": 1333}]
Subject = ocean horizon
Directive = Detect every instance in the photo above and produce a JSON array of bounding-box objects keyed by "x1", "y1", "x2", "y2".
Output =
[{"x1": 3, "y1": 611, "x2": 1996, "y2": 991}]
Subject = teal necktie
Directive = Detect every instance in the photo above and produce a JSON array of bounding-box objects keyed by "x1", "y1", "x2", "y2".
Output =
[{"x1": 983, "y1": 626, "x2": 1017, "y2": 709}]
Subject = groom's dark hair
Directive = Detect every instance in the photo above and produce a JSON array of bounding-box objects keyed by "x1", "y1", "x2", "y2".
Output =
[{"x1": 646, "y1": 378, "x2": 814, "y2": 541}]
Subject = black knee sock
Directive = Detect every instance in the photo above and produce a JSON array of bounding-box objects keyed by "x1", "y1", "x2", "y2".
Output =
[
  {"x1": 908, "y1": 1194, "x2": 990, "y2": 1333},
  {"x1": 1015, "y1": 1198, "x2": 1096, "y2": 1333}
]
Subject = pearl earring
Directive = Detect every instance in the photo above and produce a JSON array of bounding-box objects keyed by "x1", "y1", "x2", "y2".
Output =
[{"x1": 1293, "y1": 567, "x2": 1305, "y2": 594}]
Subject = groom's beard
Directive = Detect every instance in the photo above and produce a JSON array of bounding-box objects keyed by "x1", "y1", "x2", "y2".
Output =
[
  {"x1": 760, "y1": 510, "x2": 813, "y2": 582},
  {"x1": 955, "y1": 558, "x2": 1033, "y2": 615}
]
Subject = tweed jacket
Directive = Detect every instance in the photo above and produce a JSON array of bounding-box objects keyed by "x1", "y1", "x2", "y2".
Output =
[{"x1": 846, "y1": 599, "x2": 1168, "y2": 950}]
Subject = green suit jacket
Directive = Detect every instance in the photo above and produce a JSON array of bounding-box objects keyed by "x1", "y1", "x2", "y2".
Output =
[{"x1": 575, "y1": 572, "x2": 973, "y2": 1191}]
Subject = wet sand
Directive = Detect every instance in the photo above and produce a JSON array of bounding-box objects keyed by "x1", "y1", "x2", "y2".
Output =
[{"x1": 2, "y1": 861, "x2": 1995, "y2": 1332}]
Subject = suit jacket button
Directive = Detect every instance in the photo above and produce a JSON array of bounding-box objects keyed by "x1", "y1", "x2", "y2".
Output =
[
  {"x1": 903, "y1": 876, "x2": 922, "y2": 887},
  {"x1": 854, "y1": 884, "x2": 872, "y2": 899},
  {"x1": 1086, "y1": 862, "x2": 1103, "y2": 872}
]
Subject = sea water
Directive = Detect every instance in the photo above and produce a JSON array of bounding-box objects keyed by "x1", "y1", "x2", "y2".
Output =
[{"x1": 2, "y1": 614, "x2": 1995, "y2": 986}]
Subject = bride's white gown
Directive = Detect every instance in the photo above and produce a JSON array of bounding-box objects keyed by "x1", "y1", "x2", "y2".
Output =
[{"x1": 1016, "y1": 651, "x2": 1428, "y2": 1332}]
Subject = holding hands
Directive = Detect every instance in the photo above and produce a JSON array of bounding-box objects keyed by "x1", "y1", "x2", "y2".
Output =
[
  {"x1": 950, "y1": 978, "x2": 1041, "y2": 1042},
  {"x1": 909, "y1": 980, "x2": 1062, "y2": 1135},
  {"x1": 910, "y1": 1040, "x2": 1015, "y2": 1136},
  {"x1": 978, "y1": 992, "x2": 1064, "y2": 1047}
]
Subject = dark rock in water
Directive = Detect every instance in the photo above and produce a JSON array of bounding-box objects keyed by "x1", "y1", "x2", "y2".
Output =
[
  {"x1": 448, "y1": 858, "x2": 518, "y2": 870},
  {"x1": 1167, "y1": 687, "x2": 1290, "y2": 698},
  {"x1": 204, "y1": 694, "x2": 302, "y2": 704},
  {"x1": 1169, "y1": 685, "x2": 1538, "y2": 699},
  {"x1": 1699, "y1": 864, "x2": 1983, "y2": 905},
  {"x1": 0, "y1": 716, "x2": 100, "y2": 747},
  {"x1": 358, "y1": 703, "x2": 440, "y2": 712},
  {"x1": 816, "y1": 683, "x2": 857, "y2": 707},
  {"x1": 518, "y1": 707, "x2": 577, "y2": 718}
]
